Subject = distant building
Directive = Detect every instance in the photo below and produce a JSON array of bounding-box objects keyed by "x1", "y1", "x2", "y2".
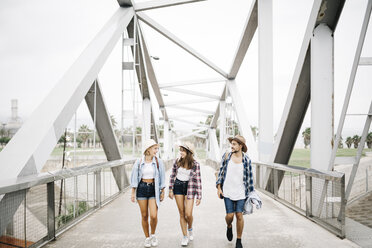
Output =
[{"x1": 4, "y1": 99, "x2": 22, "y2": 137}]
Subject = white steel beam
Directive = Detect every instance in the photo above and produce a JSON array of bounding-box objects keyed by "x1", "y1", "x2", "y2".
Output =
[
  {"x1": 228, "y1": 0, "x2": 258, "y2": 79},
  {"x1": 219, "y1": 100, "x2": 226, "y2": 153},
  {"x1": 135, "y1": 0, "x2": 206, "y2": 12},
  {"x1": 311, "y1": 23, "x2": 334, "y2": 171},
  {"x1": 159, "y1": 78, "x2": 224, "y2": 88},
  {"x1": 0, "y1": 7, "x2": 134, "y2": 181},
  {"x1": 165, "y1": 98, "x2": 217, "y2": 107},
  {"x1": 258, "y1": 0, "x2": 273, "y2": 162},
  {"x1": 359, "y1": 57, "x2": 372, "y2": 65},
  {"x1": 168, "y1": 113, "x2": 210, "y2": 119},
  {"x1": 208, "y1": 129, "x2": 221, "y2": 161},
  {"x1": 329, "y1": 0, "x2": 372, "y2": 171},
  {"x1": 167, "y1": 106, "x2": 214, "y2": 115},
  {"x1": 85, "y1": 80, "x2": 127, "y2": 190},
  {"x1": 172, "y1": 118, "x2": 209, "y2": 127},
  {"x1": 163, "y1": 121, "x2": 170, "y2": 159},
  {"x1": 178, "y1": 128, "x2": 208, "y2": 139},
  {"x1": 210, "y1": 86, "x2": 227, "y2": 128},
  {"x1": 138, "y1": 23, "x2": 169, "y2": 121},
  {"x1": 137, "y1": 12, "x2": 229, "y2": 79},
  {"x1": 266, "y1": 0, "x2": 345, "y2": 192},
  {"x1": 163, "y1": 87, "x2": 220, "y2": 99},
  {"x1": 142, "y1": 98, "x2": 152, "y2": 152},
  {"x1": 227, "y1": 80, "x2": 258, "y2": 160}
]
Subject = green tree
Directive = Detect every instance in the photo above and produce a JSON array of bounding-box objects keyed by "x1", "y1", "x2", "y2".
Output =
[
  {"x1": 352, "y1": 135, "x2": 361, "y2": 148},
  {"x1": 345, "y1": 136, "x2": 353, "y2": 149},
  {"x1": 366, "y1": 132, "x2": 372, "y2": 149},
  {"x1": 334, "y1": 135, "x2": 343, "y2": 148},
  {"x1": 110, "y1": 115, "x2": 117, "y2": 129},
  {"x1": 78, "y1": 125, "x2": 91, "y2": 148},
  {"x1": 302, "y1": 127, "x2": 311, "y2": 149}
]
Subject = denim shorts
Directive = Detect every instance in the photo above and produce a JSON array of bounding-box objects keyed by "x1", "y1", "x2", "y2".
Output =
[
  {"x1": 136, "y1": 181, "x2": 155, "y2": 200},
  {"x1": 224, "y1": 197, "x2": 245, "y2": 214},
  {"x1": 173, "y1": 179, "x2": 188, "y2": 195}
]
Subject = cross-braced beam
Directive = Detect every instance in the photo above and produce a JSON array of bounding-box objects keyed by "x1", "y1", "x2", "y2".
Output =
[
  {"x1": 137, "y1": 12, "x2": 229, "y2": 79},
  {"x1": 135, "y1": 0, "x2": 206, "y2": 12}
]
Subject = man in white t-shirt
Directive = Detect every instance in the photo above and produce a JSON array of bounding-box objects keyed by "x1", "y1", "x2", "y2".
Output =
[{"x1": 216, "y1": 135, "x2": 254, "y2": 248}]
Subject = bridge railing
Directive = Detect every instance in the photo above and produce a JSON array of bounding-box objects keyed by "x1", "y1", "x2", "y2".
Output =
[
  {"x1": 206, "y1": 159, "x2": 346, "y2": 238},
  {"x1": 0, "y1": 159, "x2": 136, "y2": 248}
]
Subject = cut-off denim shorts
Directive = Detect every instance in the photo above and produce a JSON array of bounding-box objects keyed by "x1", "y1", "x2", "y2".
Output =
[
  {"x1": 136, "y1": 180, "x2": 156, "y2": 200},
  {"x1": 173, "y1": 178, "x2": 189, "y2": 195},
  {"x1": 224, "y1": 197, "x2": 245, "y2": 214}
]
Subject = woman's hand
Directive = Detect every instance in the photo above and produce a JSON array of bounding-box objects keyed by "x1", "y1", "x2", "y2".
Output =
[
  {"x1": 196, "y1": 199, "x2": 201, "y2": 206},
  {"x1": 169, "y1": 190, "x2": 174, "y2": 200},
  {"x1": 131, "y1": 188, "x2": 136, "y2": 203},
  {"x1": 160, "y1": 191, "x2": 165, "y2": 201}
]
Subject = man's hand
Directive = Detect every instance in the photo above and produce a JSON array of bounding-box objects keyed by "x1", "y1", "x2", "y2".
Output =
[
  {"x1": 196, "y1": 199, "x2": 201, "y2": 206},
  {"x1": 217, "y1": 186, "x2": 224, "y2": 199}
]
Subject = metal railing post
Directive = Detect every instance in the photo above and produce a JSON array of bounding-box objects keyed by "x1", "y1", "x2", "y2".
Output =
[
  {"x1": 47, "y1": 182, "x2": 56, "y2": 240},
  {"x1": 273, "y1": 169, "x2": 278, "y2": 197},
  {"x1": 306, "y1": 175, "x2": 312, "y2": 217},
  {"x1": 339, "y1": 174, "x2": 346, "y2": 238},
  {"x1": 95, "y1": 170, "x2": 102, "y2": 208},
  {"x1": 256, "y1": 164, "x2": 261, "y2": 189}
]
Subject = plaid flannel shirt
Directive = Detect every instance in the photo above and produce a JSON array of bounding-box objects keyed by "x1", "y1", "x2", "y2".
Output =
[
  {"x1": 216, "y1": 152, "x2": 254, "y2": 198},
  {"x1": 169, "y1": 159, "x2": 202, "y2": 200}
]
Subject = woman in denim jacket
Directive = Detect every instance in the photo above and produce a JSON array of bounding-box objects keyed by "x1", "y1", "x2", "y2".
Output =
[
  {"x1": 130, "y1": 139, "x2": 166, "y2": 247},
  {"x1": 168, "y1": 142, "x2": 202, "y2": 247}
]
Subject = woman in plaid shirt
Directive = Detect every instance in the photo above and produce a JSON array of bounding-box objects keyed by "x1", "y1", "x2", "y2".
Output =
[{"x1": 168, "y1": 142, "x2": 202, "y2": 247}]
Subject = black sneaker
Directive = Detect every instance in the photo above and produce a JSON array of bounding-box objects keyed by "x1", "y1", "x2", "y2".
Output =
[
  {"x1": 226, "y1": 226, "x2": 233, "y2": 241},
  {"x1": 236, "y1": 238, "x2": 243, "y2": 248}
]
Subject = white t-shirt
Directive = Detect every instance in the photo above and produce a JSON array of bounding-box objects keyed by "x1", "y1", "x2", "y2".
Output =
[
  {"x1": 141, "y1": 162, "x2": 155, "y2": 179},
  {"x1": 223, "y1": 160, "x2": 245, "y2": 200},
  {"x1": 177, "y1": 167, "x2": 191, "y2": 181}
]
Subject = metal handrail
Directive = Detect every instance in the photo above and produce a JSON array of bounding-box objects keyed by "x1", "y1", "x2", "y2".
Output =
[
  {"x1": 0, "y1": 158, "x2": 136, "y2": 195},
  {"x1": 206, "y1": 158, "x2": 346, "y2": 238}
]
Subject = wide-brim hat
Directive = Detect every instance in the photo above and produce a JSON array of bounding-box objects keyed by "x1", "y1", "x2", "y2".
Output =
[
  {"x1": 179, "y1": 142, "x2": 195, "y2": 155},
  {"x1": 228, "y1": 135, "x2": 247, "y2": 153},
  {"x1": 143, "y1": 139, "x2": 159, "y2": 154}
]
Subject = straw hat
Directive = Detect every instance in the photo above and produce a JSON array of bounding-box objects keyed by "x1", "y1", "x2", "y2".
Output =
[
  {"x1": 227, "y1": 135, "x2": 247, "y2": 153},
  {"x1": 179, "y1": 142, "x2": 195, "y2": 155},
  {"x1": 143, "y1": 139, "x2": 159, "y2": 154}
]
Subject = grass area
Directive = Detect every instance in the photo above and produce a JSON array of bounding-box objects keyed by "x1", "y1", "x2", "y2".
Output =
[{"x1": 288, "y1": 148, "x2": 372, "y2": 168}]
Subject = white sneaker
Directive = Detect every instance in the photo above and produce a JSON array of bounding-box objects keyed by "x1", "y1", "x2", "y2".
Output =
[
  {"x1": 151, "y1": 234, "x2": 158, "y2": 247},
  {"x1": 144, "y1": 237, "x2": 151, "y2": 248},
  {"x1": 181, "y1": 236, "x2": 189, "y2": 246},
  {"x1": 188, "y1": 228, "x2": 193, "y2": 241}
]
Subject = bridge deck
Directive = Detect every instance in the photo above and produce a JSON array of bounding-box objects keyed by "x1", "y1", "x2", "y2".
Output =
[{"x1": 45, "y1": 164, "x2": 357, "y2": 248}]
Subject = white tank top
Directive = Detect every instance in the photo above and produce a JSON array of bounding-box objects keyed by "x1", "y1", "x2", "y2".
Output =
[
  {"x1": 141, "y1": 162, "x2": 155, "y2": 179},
  {"x1": 223, "y1": 160, "x2": 245, "y2": 200},
  {"x1": 177, "y1": 167, "x2": 191, "y2": 181}
]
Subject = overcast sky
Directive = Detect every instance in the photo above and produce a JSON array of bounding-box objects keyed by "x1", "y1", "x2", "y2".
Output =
[{"x1": 0, "y1": 0, "x2": 371, "y2": 142}]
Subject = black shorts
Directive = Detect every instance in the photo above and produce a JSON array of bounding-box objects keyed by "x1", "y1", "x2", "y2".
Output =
[
  {"x1": 136, "y1": 181, "x2": 155, "y2": 200},
  {"x1": 173, "y1": 178, "x2": 189, "y2": 195}
]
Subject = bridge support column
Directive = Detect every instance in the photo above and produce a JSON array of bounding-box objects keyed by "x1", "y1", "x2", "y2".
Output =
[
  {"x1": 219, "y1": 100, "x2": 226, "y2": 154},
  {"x1": 310, "y1": 23, "x2": 334, "y2": 171},
  {"x1": 142, "y1": 98, "x2": 152, "y2": 153},
  {"x1": 163, "y1": 121, "x2": 170, "y2": 159},
  {"x1": 258, "y1": 0, "x2": 273, "y2": 163}
]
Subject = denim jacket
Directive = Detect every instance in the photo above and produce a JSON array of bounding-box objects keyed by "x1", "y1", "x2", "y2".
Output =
[
  {"x1": 130, "y1": 156, "x2": 166, "y2": 207},
  {"x1": 216, "y1": 152, "x2": 254, "y2": 198}
]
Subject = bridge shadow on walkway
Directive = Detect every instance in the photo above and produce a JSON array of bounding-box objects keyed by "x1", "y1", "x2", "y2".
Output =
[{"x1": 45, "y1": 164, "x2": 358, "y2": 248}]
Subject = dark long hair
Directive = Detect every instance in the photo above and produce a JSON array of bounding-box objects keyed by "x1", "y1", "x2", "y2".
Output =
[{"x1": 177, "y1": 147, "x2": 195, "y2": 170}]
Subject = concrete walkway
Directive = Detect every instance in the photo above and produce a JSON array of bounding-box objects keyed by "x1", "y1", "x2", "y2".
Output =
[{"x1": 45, "y1": 164, "x2": 358, "y2": 248}]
